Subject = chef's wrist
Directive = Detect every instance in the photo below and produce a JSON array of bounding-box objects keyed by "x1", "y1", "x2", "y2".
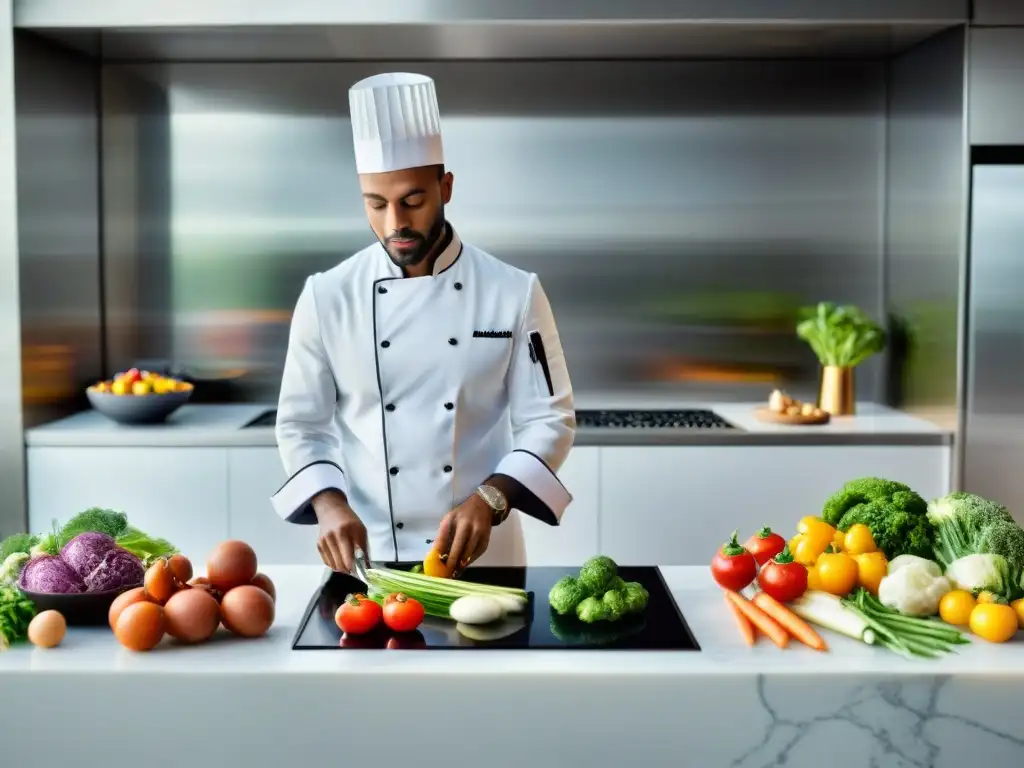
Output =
[{"x1": 311, "y1": 489, "x2": 353, "y2": 521}]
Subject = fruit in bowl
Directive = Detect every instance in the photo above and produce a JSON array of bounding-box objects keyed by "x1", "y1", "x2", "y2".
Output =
[
  {"x1": 89, "y1": 368, "x2": 192, "y2": 396},
  {"x1": 87, "y1": 369, "x2": 193, "y2": 424}
]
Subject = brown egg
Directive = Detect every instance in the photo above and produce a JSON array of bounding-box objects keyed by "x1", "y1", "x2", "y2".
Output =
[
  {"x1": 28, "y1": 610, "x2": 67, "y2": 648},
  {"x1": 108, "y1": 586, "x2": 151, "y2": 629},
  {"x1": 144, "y1": 560, "x2": 176, "y2": 605},
  {"x1": 220, "y1": 585, "x2": 275, "y2": 638},
  {"x1": 114, "y1": 601, "x2": 166, "y2": 652},
  {"x1": 188, "y1": 576, "x2": 224, "y2": 603},
  {"x1": 167, "y1": 554, "x2": 193, "y2": 584},
  {"x1": 206, "y1": 540, "x2": 258, "y2": 591},
  {"x1": 250, "y1": 572, "x2": 276, "y2": 602},
  {"x1": 163, "y1": 587, "x2": 220, "y2": 644}
]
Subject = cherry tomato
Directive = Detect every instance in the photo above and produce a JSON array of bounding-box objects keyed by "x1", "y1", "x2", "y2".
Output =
[
  {"x1": 756, "y1": 546, "x2": 808, "y2": 603},
  {"x1": 382, "y1": 593, "x2": 425, "y2": 632},
  {"x1": 710, "y1": 530, "x2": 758, "y2": 591},
  {"x1": 335, "y1": 595, "x2": 382, "y2": 635},
  {"x1": 743, "y1": 526, "x2": 787, "y2": 566}
]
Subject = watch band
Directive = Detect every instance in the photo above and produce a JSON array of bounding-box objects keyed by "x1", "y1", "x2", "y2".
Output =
[{"x1": 476, "y1": 484, "x2": 509, "y2": 525}]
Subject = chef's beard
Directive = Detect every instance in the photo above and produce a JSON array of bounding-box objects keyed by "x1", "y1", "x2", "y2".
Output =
[{"x1": 383, "y1": 208, "x2": 447, "y2": 270}]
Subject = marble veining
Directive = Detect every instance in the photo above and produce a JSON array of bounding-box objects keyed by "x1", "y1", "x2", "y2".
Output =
[{"x1": 731, "y1": 675, "x2": 1024, "y2": 768}]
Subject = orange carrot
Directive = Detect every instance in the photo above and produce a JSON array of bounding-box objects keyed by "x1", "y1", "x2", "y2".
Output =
[
  {"x1": 753, "y1": 591, "x2": 828, "y2": 652},
  {"x1": 724, "y1": 590, "x2": 789, "y2": 648},
  {"x1": 725, "y1": 593, "x2": 756, "y2": 646}
]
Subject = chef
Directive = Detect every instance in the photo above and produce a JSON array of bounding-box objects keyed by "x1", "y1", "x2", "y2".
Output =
[{"x1": 270, "y1": 72, "x2": 576, "y2": 574}]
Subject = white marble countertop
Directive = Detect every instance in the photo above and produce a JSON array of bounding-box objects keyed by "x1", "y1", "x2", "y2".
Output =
[
  {"x1": 0, "y1": 565, "x2": 1014, "y2": 676},
  {"x1": 23, "y1": 394, "x2": 951, "y2": 448},
  {"x1": 3, "y1": 565, "x2": 1021, "y2": 768}
]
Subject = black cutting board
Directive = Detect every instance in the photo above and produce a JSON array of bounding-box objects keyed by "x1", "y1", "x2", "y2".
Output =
[{"x1": 291, "y1": 564, "x2": 701, "y2": 651}]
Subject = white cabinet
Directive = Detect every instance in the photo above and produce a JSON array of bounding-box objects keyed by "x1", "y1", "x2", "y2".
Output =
[
  {"x1": 518, "y1": 446, "x2": 600, "y2": 567},
  {"x1": 26, "y1": 447, "x2": 230, "y2": 561},
  {"x1": 599, "y1": 445, "x2": 952, "y2": 566},
  {"x1": 227, "y1": 448, "x2": 321, "y2": 566},
  {"x1": 26, "y1": 442, "x2": 951, "y2": 567}
]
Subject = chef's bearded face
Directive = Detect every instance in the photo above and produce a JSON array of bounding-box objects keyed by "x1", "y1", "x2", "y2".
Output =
[{"x1": 360, "y1": 164, "x2": 454, "y2": 269}]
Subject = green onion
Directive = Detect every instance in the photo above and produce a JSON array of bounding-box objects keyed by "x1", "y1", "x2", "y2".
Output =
[
  {"x1": 840, "y1": 588, "x2": 968, "y2": 660},
  {"x1": 362, "y1": 567, "x2": 529, "y2": 621}
]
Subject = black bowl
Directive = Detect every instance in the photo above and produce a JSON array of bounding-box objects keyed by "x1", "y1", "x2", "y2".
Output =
[
  {"x1": 87, "y1": 386, "x2": 192, "y2": 425},
  {"x1": 21, "y1": 585, "x2": 136, "y2": 626}
]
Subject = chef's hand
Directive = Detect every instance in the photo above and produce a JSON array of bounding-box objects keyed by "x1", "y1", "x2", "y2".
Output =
[
  {"x1": 312, "y1": 491, "x2": 368, "y2": 573},
  {"x1": 436, "y1": 495, "x2": 492, "y2": 575}
]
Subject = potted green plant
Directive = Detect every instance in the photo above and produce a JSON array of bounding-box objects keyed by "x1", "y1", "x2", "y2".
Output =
[{"x1": 796, "y1": 302, "x2": 886, "y2": 415}]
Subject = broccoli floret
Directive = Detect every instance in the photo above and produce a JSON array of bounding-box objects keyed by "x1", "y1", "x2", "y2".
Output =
[
  {"x1": 975, "y1": 520, "x2": 1024, "y2": 574},
  {"x1": 0, "y1": 552, "x2": 29, "y2": 586},
  {"x1": 821, "y1": 477, "x2": 915, "y2": 527},
  {"x1": 601, "y1": 590, "x2": 627, "y2": 621},
  {"x1": 548, "y1": 575, "x2": 587, "y2": 616},
  {"x1": 576, "y1": 595, "x2": 608, "y2": 623},
  {"x1": 835, "y1": 489, "x2": 933, "y2": 560},
  {"x1": 622, "y1": 581, "x2": 650, "y2": 613},
  {"x1": 578, "y1": 555, "x2": 618, "y2": 595}
]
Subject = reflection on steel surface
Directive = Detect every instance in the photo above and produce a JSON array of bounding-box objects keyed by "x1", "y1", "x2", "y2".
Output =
[{"x1": 101, "y1": 60, "x2": 888, "y2": 402}]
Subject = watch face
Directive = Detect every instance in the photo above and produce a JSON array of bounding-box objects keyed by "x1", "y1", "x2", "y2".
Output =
[{"x1": 479, "y1": 485, "x2": 507, "y2": 511}]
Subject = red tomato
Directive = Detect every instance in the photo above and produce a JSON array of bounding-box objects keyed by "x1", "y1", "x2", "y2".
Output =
[
  {"x1": 710, "y1": 530, "x2": 758, "y2": 591},
  {"x1": 743, "y1": 526, "x2": 787, "y2": 566},
  {"x1": 335, "y1": 596, "x2": 382, "y2": 635},
  {"x1": 382, "y1": 594, "x2": 425, "y2": 633},
  {"x1": 386, "y1": 630, "x2": 427, "y2": 649},
  {"x1": 757, "y1": 546, "x2": 808, "y2": 603}
]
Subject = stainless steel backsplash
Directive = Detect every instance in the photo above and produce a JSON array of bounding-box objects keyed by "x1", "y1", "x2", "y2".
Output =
[{"x1": 99, "y1": 60, "x2": 888, "y2": 403}]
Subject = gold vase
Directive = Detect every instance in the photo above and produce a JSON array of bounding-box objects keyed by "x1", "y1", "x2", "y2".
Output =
[{"x1": 819, "y1": 365, "x2": 855, "y2": 415}]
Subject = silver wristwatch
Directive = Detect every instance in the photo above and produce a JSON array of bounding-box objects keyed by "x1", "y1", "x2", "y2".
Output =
[{"x1": 476, "y1": 484, "x2": 509, "y2": 525}]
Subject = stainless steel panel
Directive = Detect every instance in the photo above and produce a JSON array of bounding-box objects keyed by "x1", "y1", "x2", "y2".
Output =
[
  {"x1": 0, "y1": 1, "x2": 27, "y2": 538},
  {"x1": 15, "y1": 34, "x2": 103, "y2": 429},
  {"x1": 969, "y1": 28, "x2": 1024, "y2": 145},
  {"x1": 963, "y1": 165, "x2": 1024, "y2": 515},
  {"x1": 36, "y1": 24, "x2": 955, "y2": 63},
  {"x1": 973, "y1": 0, "x2": 1024, "y2": 25},
  {"x1": 13, "y1": 0, "x2": 970, "y2": 28},
  {"x1": 102, "y1": 60, "x2": 887, "y2": 404},
  {"x1": 883, "y1": 29, "x2": 966, "y2": 448}
]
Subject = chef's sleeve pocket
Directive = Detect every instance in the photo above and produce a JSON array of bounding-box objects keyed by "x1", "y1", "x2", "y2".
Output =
[{"x1": 528, "y1": 330, "x2": 555, "y2": 397}]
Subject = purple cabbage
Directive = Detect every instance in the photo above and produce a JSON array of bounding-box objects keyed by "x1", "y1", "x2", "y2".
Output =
[
  {"x1": 82, "y1": 547, "x2": 145, "y2": 592},
  {"x1": 60, "y1": 531, "x2": 118, "y2": 578},
  {"x1": 18, "y1": 554, "x2": 86, "y2": 594}
]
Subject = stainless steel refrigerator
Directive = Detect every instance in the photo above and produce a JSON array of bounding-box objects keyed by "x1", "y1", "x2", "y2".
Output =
[{"x1": 963, "y1": 155, "x2": 1024, "y2": 519}]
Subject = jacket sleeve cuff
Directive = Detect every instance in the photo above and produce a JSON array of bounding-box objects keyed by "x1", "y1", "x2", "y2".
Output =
[
  {"x1": 270, "y1": 461, "x2": 347, "y2": 525},
  {"x1": 493, "y1": 449, "x2": 572, "y2": 526}
]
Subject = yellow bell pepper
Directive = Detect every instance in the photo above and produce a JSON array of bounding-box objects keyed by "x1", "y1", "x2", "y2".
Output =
[
  {"x1": 852, "y1": 551, "x2": 888, "y2": 595},
  {"x1": 816, "y1": 548, "x2": 859, "y2": 597},
  {"x1": 790, "y1": 517, "x2": 836, "y2": 566},
  {"x1": 843, "y1": 524, "x2": 877, "y2": 555},
  {"x1": 831, "y1": 528, "x2": 846, "y2": 552}
]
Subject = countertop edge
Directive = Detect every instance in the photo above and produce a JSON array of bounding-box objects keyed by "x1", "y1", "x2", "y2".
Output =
[{"x1": 24, "y1": 428, "x2": 954, "y2": 448}]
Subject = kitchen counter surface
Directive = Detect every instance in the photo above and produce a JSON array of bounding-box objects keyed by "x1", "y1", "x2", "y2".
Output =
[
  {"x1": 24, "y1": 394, "x2": 952, "y2": 448},
  {"x1": 1, "y1": 565, "x2": 1021, "y2": 767}
]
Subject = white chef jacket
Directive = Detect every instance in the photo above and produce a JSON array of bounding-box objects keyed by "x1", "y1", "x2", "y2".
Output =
[{"x1": 270, "y1": 226, "x2": 576, "y2": 566}]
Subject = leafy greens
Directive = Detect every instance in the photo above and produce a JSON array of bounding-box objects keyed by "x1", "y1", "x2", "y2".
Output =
[
  {"x1": 796, "y1": 302, "x2": 886, "y2": 368},
  {"x1": 0, "y1": 507, "x2": 178, "y2": 571}
]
